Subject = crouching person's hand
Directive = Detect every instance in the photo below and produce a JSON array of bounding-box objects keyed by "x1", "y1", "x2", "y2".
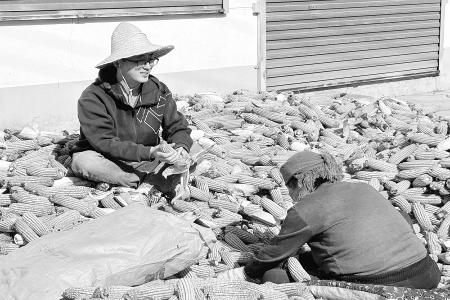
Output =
[
  {"x1": 217, "y1": 267, "x2": 248, "y2": 280},
  {"x1": 150, "y1": 143, "x2": 180, "y2": 164}
]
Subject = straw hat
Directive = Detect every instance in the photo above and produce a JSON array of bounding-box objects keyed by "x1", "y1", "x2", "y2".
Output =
[{"x1": 95, "y1": 22, "x2": 174, "y2": 69}]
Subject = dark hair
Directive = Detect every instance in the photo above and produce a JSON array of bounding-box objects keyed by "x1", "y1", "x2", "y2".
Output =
[{"x1": 98, "y1": 63, "x2": 118, "y2": 84}]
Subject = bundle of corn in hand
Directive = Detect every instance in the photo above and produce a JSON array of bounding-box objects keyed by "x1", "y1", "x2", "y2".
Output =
[{"x1": 3, "y1": 90, "x2": 450, "y2": 298}]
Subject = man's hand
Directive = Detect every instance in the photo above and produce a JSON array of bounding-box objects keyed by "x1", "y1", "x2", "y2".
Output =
[
  {"x1": 216, "y1": 267, "x2": 248, "y2": 280},
  {"x1": 150, "y1": 143, "x2": 180, "y2": 164},
  {"x1": 176, "y1": 147, "x2": 189, "y2": 159}
]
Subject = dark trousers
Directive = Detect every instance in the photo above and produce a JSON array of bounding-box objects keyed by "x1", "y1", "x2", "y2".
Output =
[
  {"x1": 71, "y1": 150, "x2": 181, "y2": 198},
  {"x1": 263, "y1": 255, "x2": 441, "y2": 289}
]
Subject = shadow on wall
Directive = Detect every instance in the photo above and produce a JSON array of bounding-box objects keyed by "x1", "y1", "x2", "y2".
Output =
[{"x1": 0, "y1": 66, "x2": 257, "y2": 130}]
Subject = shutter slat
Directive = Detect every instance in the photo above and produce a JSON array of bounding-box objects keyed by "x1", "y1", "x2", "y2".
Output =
[
  {"x1": 267, "y1": 20, "x2": 439, "y2": 40},
  {"x1": 267, "y1": 4, "x2": 441, "y2": 22},
  {"x1": 266, "y1": 0, "x2": 439, "y2": 12},
  {"x1": 267, "y1": 36, "x2": 439, "y2": 59},
  {"x1": 268, "y1": 61, "x2": 438, "y2": 86},
  {"x1": 0, "y1": 5, "x2": 223, "y2": 21},
  {"x1": 0, "y1": 0, "x2": 221, "y2": 11},
  {"x1": 267, "y1": 12, "x2": 440, "y2": 31},
  {"x1": 268, "y1": 68, "x2": 438, "y2": 91},
  {"x1": 267, "y1": 53, "x2": 438, "y2": 78},
  {"x1": 267, "y1": 28, "x2": 439, "y2": 49},
  {"x1": 267, "y1": 45, "x2": 438, "y2": 68}
]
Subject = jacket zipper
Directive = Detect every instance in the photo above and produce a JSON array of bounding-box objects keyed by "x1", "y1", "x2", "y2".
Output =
[{"x1": 131, "y1": 108, "x2": 138, "y2": 144}]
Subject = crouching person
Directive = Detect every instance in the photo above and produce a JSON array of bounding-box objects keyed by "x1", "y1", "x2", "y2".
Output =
[
  {"x1": 219, "y1": 151, "x2": 440, "y2": 289},
  {"x1": 70, "y1": 22, "x2": 192, "y2": 200}
]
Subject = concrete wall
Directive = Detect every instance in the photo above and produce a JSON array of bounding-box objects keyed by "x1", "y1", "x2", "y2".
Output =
[{"x1": 0, "y1": 0, "x2": 257, "y2": 129}]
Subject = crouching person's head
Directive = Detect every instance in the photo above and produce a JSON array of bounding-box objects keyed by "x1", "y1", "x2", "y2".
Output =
[{"x1": 280, "y1": 151, "x2": 344, "y2": 201}]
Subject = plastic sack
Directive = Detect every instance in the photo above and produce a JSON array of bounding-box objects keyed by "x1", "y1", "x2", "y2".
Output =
[{"x1": 0, "y1": 204, "x2": 211, "y2": 300}]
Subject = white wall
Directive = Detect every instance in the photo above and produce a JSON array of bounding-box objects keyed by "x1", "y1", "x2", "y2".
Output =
[{"x1": 0, "y1": 0, "x2": 256, "y2": 88}]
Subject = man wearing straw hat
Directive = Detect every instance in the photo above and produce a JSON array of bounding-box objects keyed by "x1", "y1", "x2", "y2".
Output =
[
  {"x1": 219, "y1": 151, "x2": 440, "y2": 289},
  {"x1": 70, "y1": 22, "x2": 192, "y2": 199}
]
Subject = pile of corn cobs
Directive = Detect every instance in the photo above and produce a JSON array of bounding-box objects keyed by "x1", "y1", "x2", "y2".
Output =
[{"x1": 2, "y1": 90, "x2": 450, "y2": 299}]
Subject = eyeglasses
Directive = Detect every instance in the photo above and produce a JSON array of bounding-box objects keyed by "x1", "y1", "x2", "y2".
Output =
[{"x1": 124, "y1": 56, "x2": 159, "y2": 67}]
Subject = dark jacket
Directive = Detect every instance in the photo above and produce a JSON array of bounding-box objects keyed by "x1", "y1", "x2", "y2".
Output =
[
  {"x1": 72, "y1": 68, "x2": 192, "y2": 162},
  {"x1": 245, "y1": 182, "x2": 427, "y2": 279}
]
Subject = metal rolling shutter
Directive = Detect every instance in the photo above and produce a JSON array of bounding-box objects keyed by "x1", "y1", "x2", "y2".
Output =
[
  {"x1": 265, "y1": 0, "x2": 441, "y2": 92},
  {"x1": 0, "y1": 0, "x2": 225, "y2": 21}
]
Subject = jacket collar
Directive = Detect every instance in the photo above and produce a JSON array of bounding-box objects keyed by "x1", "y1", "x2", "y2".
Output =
[{"x1": 97, "y1": 75, "x2": 162, "y2": 107}]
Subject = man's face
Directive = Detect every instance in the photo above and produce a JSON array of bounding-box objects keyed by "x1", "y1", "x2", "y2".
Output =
[
  {"x1": 286, "y1": 178, "x2": 310, "y2": 201},
  {"x1": 118, "y1": 54, "x2": 159, "y2": 85},
  {"x1": 286, "y1": 178, "x2": 301, "y2": 201}
]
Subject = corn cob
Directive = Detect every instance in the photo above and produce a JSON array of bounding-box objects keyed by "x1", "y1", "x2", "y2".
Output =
[
  {"x1": 38, "y1": 185, "x2": 92, "y2": 199},
  {"x1": 189, "y1": 185, "x2": 211, "y2": 202},
  {"x1": 208, "y1": 242, "x2": 222, "y2": 263},
  {"x1": 48, "y1": 156, "x2": 68, "y2": 175},
  {"x1": 392, "y1": 180, "x2": 411, "y2": 195},
  {"x1": 417, "y1": 120, "x2": 435, "y2": 136},
  {"x1": 173, "y1": 199, "x2": 198, "y2": 213},
  {"x1": 408, "y1": 133, "x2": 443, "y2": 146},
  {"x1": 401, "y1": 187, "x2": 427, "y2": 196},
  {"x1": 354, "y1": 171, "x2": 396, "y2": 181},
  {"x1": 0, "y1": 241, "x2": 19, "y2": 255},
  {"x1": 25, "y1": 166, "x2": 64, "y2": 180},
  {"x1": 8, "y1": 166, "x2": 27, "y2": 176},
  {"x1": 415, "y1": 151, "x2": 437, "y2": 161},
  {"x1": 203, "y1": 283, "x2": 260, "y2": 300},
  {"x1": 3, "y1": 175, "x2": 54, "y2": 187},
  {"x1": 124, "y1": 282, "x2": 175, "y2": 300},
  {"x1": 91, "y1": 286, "x2": 132, "y2": 299},
  {"x1": 287, "y1": 257, "x2": 311, "y2": 282},
  {"x1": 11, "y1": 190, "x2": 51, "y2": 206},
  {"x1": 297, "y1": 104, "x2": 318, "y2": 120},
  {"x1": 14, "y1": 218, "x2": 39, "y2": 243},
  {"x1": 261, "y1": 197, "x2": 287, "y2": 220},
  {"x1": 22, "y1": 211, "x2": 50, "y2": 236},
  {"x1": 437, "y1": 215, "x2": 450, "y2": 238},
  {"x1": 0, "y1": 194, "x2": 12, "y2": 206},
  {"x1": 412, "y1": 174, "x2": 433, "y2": 187},
  {"x1": 189, "y1": 264, "x2": 216, "y2": 279},
  {"x1": 225, "y1": 226, "x2": 259, "y2": 244},
  {"x1": 432, "y1": 149, "x2": 450, "y2": 159},
  {"x1": 250, "y1": 107, "x2": 285, "y2": 124},
  {"x1": 441, "y1": 158, "x2": 450, "y2": 168},
  {"x1": 384, "y1": 180, "x2": 397, "y2": 192},
  {"x1": 426, "y1": 232, "x2": 442, "y2": 255},
  {"x1": 210, "y1": 216, "x2": 241, "y2": 228},
  {"x1": 224, "y1": 232, "x2": 250, "y2": 252},
  {"x1": 100, "y1": 194, "x2": 121, "y2": 210},
  {"x1": 9, "y1": 202, "x2": 54, "y2": 217},
  {"x1": 50, "y1": 194, "x2": 93, "y2": 216},
  {"x1": 398, "y1": 160, "x2": 440, "y2": 170},
  {"x1": 198, "y1": 177, "x2": 231, "y2": 193},
  {"x1": 241, "y1": 205, "x2": 276, "y2": 227},
  {"x1": 62, "y1": 287, "x2": 98, "y2": 300},
  {"x1": 0, "y1": 219, "x2": 16, "y2": 233},
  {"x1": 399, "y1": 169, "x2": 433, "y2": 182},
  {"x1": 176, "y1": 278, "x2": 197, "y2": 300},
  {"x1": 216, "y1": 207, "x2": 242, "y2": 220},
  {"x1": 237, "y1": 175, "x2": 276, "y2": 189},
  {"x1": 219, "y1": 251, "x2": 240, "y2": 268},
  {"x1": 429, "y1": 167, "x2": 450, "y2": 181},
  {"x1": 391, "y1": 196, "x2": 412, "y2": 214},
  {"x1": 208, "y1": 198, "x2": 239, "y2": 213},
  {"x1": 412, "y1": 203, "x2": 434, "y2": 232},
  {"x1": 388, "y1": 144, "x2": 417, "y2": 164},
  {"x1": 46, "y1": 210, "x2": 82, "y2": 231},
  {"x1": 0, "y1": 233, "x2": 13, "y2": 243},
  {"x1": 4, "y1": 139, "x2": 39, "y2": 152}
]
